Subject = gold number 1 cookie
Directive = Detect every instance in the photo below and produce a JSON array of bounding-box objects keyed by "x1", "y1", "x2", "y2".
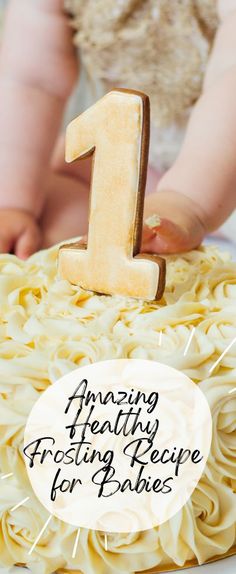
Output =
[{"x1": 58, "y1": 89, "x2": 166, "y2": 300}]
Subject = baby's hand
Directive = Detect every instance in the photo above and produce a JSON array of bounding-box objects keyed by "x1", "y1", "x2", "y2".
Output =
[
  {"x1": 142, "y1": 190, "x2": 206, "y2": 254},
  {"x1": 0, "y1": 209, "x2": 41, "y2": 259}
]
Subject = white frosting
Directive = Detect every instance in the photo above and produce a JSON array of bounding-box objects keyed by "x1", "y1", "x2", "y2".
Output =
[{"x1": 0, "y1": 243, "x2": 235, "y2": 573}]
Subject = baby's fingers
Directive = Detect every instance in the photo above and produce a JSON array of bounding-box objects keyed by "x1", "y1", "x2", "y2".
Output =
[
  {"x1": 142, "y1": 190, "x2": 208, "y2": 255},
  {"x1": 142, "y1": 216, "x2": 200, "y2": 254}
]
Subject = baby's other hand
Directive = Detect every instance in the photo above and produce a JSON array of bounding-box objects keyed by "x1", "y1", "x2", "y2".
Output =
[{"x1": 0, "y1": 209, "x2": 41, "y2": 259}]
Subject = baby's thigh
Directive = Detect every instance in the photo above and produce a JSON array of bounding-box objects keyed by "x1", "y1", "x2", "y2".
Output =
[{"x1": 41, "y1": 172, "x2": 89, "y2": 247}]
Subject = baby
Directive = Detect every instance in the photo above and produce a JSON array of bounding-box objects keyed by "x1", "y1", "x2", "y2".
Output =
[{"x1": 0, "y1": 0, "x2": 236, "y2": 259}]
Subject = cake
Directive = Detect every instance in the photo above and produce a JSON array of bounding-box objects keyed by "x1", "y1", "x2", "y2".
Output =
[{"x1": 0, "y1": 242, "x2": 235, "y2": 574}]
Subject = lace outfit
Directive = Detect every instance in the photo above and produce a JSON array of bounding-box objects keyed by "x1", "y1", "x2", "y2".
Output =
[{"x1": 65, "y1": 0, "x2": 220, "y2": 171}]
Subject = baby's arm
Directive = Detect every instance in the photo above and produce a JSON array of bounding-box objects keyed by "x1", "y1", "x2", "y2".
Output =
[
  {"x1": 0, "y1": 0, "x2": 77, "y2": 257},
  {"x1": 143, "y1": 10, "x2": 236, "y2": 253}
]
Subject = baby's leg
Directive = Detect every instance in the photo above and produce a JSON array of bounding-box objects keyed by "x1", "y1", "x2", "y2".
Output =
[
  {"x1": 41, "y1": 137, "x2": 91, "y2": 247},
  {"x1": 41, "y1": 172, "x2": 89, "y2": 248}
]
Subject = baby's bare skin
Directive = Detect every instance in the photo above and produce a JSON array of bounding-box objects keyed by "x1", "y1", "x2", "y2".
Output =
[
  {"x1": 0, "y1": 0, "x2": 77, "y2": 256},
  {"x1": 0, "y1": 0, "x2": 236, "y2": 257}
]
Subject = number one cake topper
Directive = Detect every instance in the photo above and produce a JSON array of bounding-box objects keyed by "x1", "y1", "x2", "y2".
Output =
[{"x1": 58, "y1": 89, "x2": 166, "y2": 300}]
